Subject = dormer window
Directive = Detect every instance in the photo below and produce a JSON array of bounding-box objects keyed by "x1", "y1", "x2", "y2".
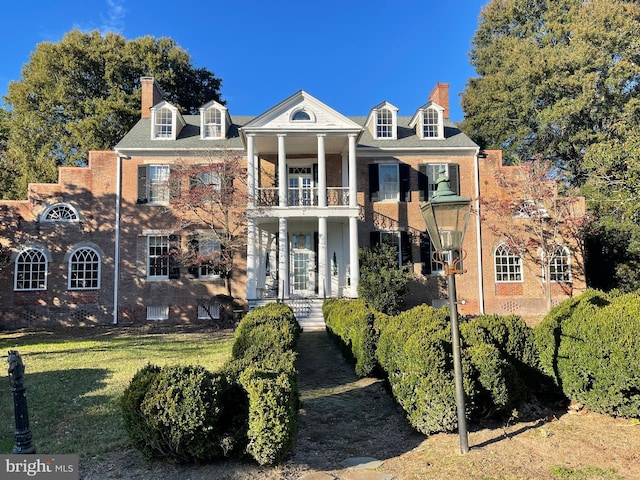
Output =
[
  {"x1": 409, "y1": 101, "x2": 445, "y2": 140},
  {"x1": 154, "y1": 107, "x2": 173, "y2": 138},
  {"x1": 200, "y1": 101, "x2": 230, "y2": 139},
  {"x1": 366, "y1": 102, "x2": 398, "y2": 139},
  {"x1": 377, "y1": 108, "x2": 393, "y2": 138},
  {"x1": 423, "y1": 107, "x2": 440, "y2": 138},
  {"x1": 150, "y1": 101, "x2": 185, "y2": 140}
]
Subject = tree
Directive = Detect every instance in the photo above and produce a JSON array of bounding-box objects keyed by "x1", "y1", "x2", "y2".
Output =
[
  {"x1": 479, "y1": 158, "x2": 590, "y2": 312},
  {"x1": 1, "y1": 29, "x2": 223, "y2": 199},
  {"x1": 167, "y1": 150, "x2": 248, "y2": 298},
  {"x1": 358, "y1": 242, "x2": 413, "y2": 315},
  {"x1": 461, "y1": 0, "x2": 640, "y2": 186}
]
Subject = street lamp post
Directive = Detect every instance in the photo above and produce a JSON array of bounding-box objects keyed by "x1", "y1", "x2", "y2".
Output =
[{"x1": 419, "y1": 166, "x2": 472, "y2": 455}]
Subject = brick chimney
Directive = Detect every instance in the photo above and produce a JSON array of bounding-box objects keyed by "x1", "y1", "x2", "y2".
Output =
[
  {"x1": 428, "y1": 82, "x2": 450, "y2": 120},
  {"x1": 140, "y1": 77, "x2": 164, "y2": 119}
]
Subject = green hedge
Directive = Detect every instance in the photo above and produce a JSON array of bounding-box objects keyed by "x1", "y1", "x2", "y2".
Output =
[
  {"x1": 323, "y1": 298, "x2": 388, "y2": 377},
  {"x1": 122, "y1": 303, "x2": 300, "y2": 465},
  {"x1": 121, "y1": 365, "x2": 247, "y2": 463},
  {"x1": 536, "y1": 290, "x2": 640, "y2": 417},
  {"x1": 375, "y1": 305, "x2": 537, "y2": 434}
]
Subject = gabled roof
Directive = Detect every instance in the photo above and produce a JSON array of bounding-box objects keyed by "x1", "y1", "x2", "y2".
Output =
[
  {"x1": 409, "y1": 100, "x2": 445, "y2": 129},
  {"x1": 364, "y1": 101, "x2": 399, "y2": 129},
  {"x1": 241, "y1": 90, "x2": 363, "y2": 134}
]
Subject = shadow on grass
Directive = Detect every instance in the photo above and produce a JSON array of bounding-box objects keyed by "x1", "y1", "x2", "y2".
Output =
[{"x1": 0, "y1": 368, "x2": 112, "y2": 455}]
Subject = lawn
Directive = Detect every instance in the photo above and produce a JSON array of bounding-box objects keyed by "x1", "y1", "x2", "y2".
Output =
[{"x1": 0, "y1": 327, "x2": 235, "y2": 457}]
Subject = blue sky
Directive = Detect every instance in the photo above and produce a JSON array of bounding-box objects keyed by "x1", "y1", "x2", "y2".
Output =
[{"x1": 0, "y1": 0, "x2": 488, "y2": 122}]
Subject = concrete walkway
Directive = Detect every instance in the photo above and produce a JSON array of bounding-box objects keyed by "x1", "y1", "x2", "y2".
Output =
[{"x1": 289, "y1": 330, "x2": 423, "y2": 480}]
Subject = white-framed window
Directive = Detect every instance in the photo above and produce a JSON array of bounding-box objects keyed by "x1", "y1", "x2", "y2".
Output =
[
  {"x1": 372, "y1": 230, "x2": 411, "y2": 267},
  {"x1": 495, "y1": 243, "x2": 523, "y2": 282},
  {"x1": 154, "y1": 107, "x2": 173, "y2": 138},
  {"x1": 548, "y1": 245, "x2": 571, "y2": 282},
  {"x1": 148, "y1": 165, "x2": 170, "y2": 203},
  {"x1": 68, "y1": 247, "x2": 100, "y2": 290},
  {"x1": 290, "y1": 109, "x2": 314, "y2": 122},
  {"x1": 423, "y1": 107, "x2": 440, "y2": 138},
  {"x1": 15, "y1": 248, "x2": 47, "y2": 291},
  {"x1": 147, "y1": 235, "x2": 170, "y2": 280},
  {"x1": 188, "y1": 232, "x2": 222, "y2": 279},
  {"x1": 147, "y1": 305, "x2": 169, "y2": 320},
  {"x1": 193, "y1": 170, "x2": 221, "y2": 191},
  {"x1": 198, "y1": 303, "x2": 220, "y2": 320},
  {"x1": 42, "y1": 203, "x2": 79, "y2": 222},
  {"x1": 420, "y1": 163, "x2": 460, "y2": 201},
  {"x1": 410, "y1": 102, "x2": 444, "y2": 139},
  {"x1": 376, "y1": 108, "x2": 393, "y2": 138},
  {"x1": 204, "y1": 108, "x2": 222, "y2": 138},
  {"x1": 378, "y1": 164, "x2": 399, "y2": 201}
]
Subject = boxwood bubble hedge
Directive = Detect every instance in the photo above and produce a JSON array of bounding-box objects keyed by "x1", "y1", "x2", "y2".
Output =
[
  {"x1": 331, "y1": 301, "x2": 540, "y2": 435},
  {"x1": 535, "y1": 289, "x2": 640, "y2": 418},
  {"x1": 121, "y1": 302, "x2": 300, "y2": 465}
]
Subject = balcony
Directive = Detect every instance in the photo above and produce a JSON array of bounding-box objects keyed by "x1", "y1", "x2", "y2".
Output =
[{"x1": 255, "y1": 187, "x2": 350, "y2": 208}]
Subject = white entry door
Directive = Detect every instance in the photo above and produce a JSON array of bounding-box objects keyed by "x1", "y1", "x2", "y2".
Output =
[
  {"x1": 288, "y1": 167, "x2": 314, "y2": 206},
  {"x1": 291, "y1": 233, "x2": 315, "y2": 296}
]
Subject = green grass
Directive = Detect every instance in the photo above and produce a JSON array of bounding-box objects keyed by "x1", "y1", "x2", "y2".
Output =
[
  {"x1": 0, "y1": 327, "x2": 235, "y2": 458},
  {"x1": 550, "y1": 466, "x2": 623, "y2": 480}
]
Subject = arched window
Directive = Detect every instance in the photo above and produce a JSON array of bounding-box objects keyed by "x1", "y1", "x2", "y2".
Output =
[
  {"x1": 291, "y1": 110, "x2": 311, "y2": 121},
  {"x1": 42, "y1": 203, "x2": 79, "y2": 222},
  {"x1": 69, "y1": 247, "x2": 101, "y2": 290},
  {"x1": 204, "y1": 108, "x2": 222, "y2": 138},
  {"x1": 494, "y1": 243, "x2": 522, "y2": 282},
  {"x1": 15, "y1": 248, "x2": 47, "y2": 291},
  {"x1": 549, "y1": 245, "x2": 571, "y2": 282},
  {"x1": 376, "y1": 108, "x2": 393, "y2": 138},
  {"x1": 423, "y1": 107, "x2": 440, "y2": 138}
]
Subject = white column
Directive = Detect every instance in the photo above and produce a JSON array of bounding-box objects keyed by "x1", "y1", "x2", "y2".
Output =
[
  {"x1": 318, "y1": 217, "x2": 328, "y2": 297},
  {"x1": 247, "y1": 134, "x2": 255, "y2": 208},
  {"x1": 278, "y1": 217, "x2": 289, "y2": 299},
  {"x1": 349, "y1": 216, "x2": 359, "y2": 297},
  {"x1": 317, "y1": 134, "x2": 326, "y2": 207},
  {"x1": 348, "y1": 134, "x2": 357, "y2": 208},
  {"x1": 246, "y1": 218, "x2": 257, "y2": 300},
  {"x1": 278, "y1": 134, "x2": 287, "y2": 207}
]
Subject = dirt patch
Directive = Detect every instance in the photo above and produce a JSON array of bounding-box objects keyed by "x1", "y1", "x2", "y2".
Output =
[{"x1": 81, "y1": 329, "x2": 640, "y2": 479}]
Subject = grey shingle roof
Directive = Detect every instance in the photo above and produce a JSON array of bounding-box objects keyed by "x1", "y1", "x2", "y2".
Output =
[{"x1": 116, "y1": 115, "x2": 478, "y2": 151}]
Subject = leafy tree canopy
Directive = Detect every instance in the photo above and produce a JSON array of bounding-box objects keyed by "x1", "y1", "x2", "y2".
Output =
[
  {"x1": 0, "y1": 29, "x2": 223, "y2": 199},
  {"x1": 461, "y1": 0, "x2": 640, "y2": 187}
]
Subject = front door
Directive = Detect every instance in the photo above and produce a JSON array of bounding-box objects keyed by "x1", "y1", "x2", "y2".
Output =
[{"x1": 291, "y1": 233, "x2": 315, "y2": 296}]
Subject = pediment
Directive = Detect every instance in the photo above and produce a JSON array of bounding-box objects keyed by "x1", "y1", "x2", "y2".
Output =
[{"x1": 242, "y1": 90, "x2": 362, "y2": 132}]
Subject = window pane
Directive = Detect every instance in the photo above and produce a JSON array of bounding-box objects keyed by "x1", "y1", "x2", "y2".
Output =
[
  {"x1": 378, "y1": 164, "x2": 399, "y2": 200},
  {"x1": 376, "y1": 108, "x2": 393, "y2": 138},
  {"x1": 423, "y1": 108, "x2": 439, "y2": 137},
  {"x1": 148, "y1": 165, "x2": 170, "y2": 203},
  {"x1": 155, "y1": 108, "x2": 173, "y2": 138},
  {"x1": 69, "y1": 248, "x2": 100, "y2": 290},
  {"x1": 495, "y1": 244, "x2": 522, "y2": 282},
  {"x1": 15, "y1": 249, "x2": 47, "y2": 290},
  {"x1": 148, "y1": 235, "x2": 169, "y2": 278}
]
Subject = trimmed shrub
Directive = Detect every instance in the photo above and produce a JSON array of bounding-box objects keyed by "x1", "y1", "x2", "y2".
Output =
[
  {"x1": 240, "y1": 352, "x2": 298, "y2": 465},
  {"x1": 121, "y1": 363, "x2": 161, "y2": 456},
  {"x1": 122, "y1": 364, "x2": 248, "y2": 463},
  {"x1": 323, "y1": 298, "x2": 388, "y2": 377},
  {"x1": 376, "y1": 305, "x2": 537, "y2": 434},
  {"x1": 232, "y1": 303, "x2": 300, "y2": 362},
  {"x1": 535, "y1": 289, "x2": 640, "y2": 417}
]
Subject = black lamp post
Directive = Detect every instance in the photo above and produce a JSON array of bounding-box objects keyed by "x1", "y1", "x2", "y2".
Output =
[{"x1": 419, "y1": 166, "x2": 471, "y2": 454}]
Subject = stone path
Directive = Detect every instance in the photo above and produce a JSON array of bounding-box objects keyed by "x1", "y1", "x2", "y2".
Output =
[{"x1": 288, "y1": 330, "x2": 424, "y2": 480}]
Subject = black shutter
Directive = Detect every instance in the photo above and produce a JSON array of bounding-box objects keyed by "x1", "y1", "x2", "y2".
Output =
[
  {"x1": 370, "y1": 231, "x2": 381, "y2": 247},
  {"x1": 400, "y1": 231, "x2": 412, "y2": 266},
  {"x1": 448, "y1": 163, "x2": 460, "y2": 195},
  {"x1": 168, "y1": 234, "x2": 180, "y2": 279},
  {"x1": 399, "y1": 163, "x2": 411, "y2": 202},
  {"x1": 187, "y1": 236, "x2": 199, "y2": 278},
  {"x1": 420, "y1": 233, "x2": 432, "y2": 275},
  {"x1": 169, "y1": 166, "x2": 180, "y2": 203},
  {"x1": 418, "y1": 164, "x2": 428, "y2": 201},
  {"x1": 137, "y1": 165, "x2": 148, "y2": 204},
  {"x1": 368, "y1": 164, "x2": 379, "y2": 202},
  {"x1": 313, "y1": 163, "x2": 318, "y2": 183}
]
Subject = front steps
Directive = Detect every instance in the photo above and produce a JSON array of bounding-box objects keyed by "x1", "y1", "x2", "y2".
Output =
[{"x1": 248, "y1": 298, "x2": 326, "y2": 331}]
